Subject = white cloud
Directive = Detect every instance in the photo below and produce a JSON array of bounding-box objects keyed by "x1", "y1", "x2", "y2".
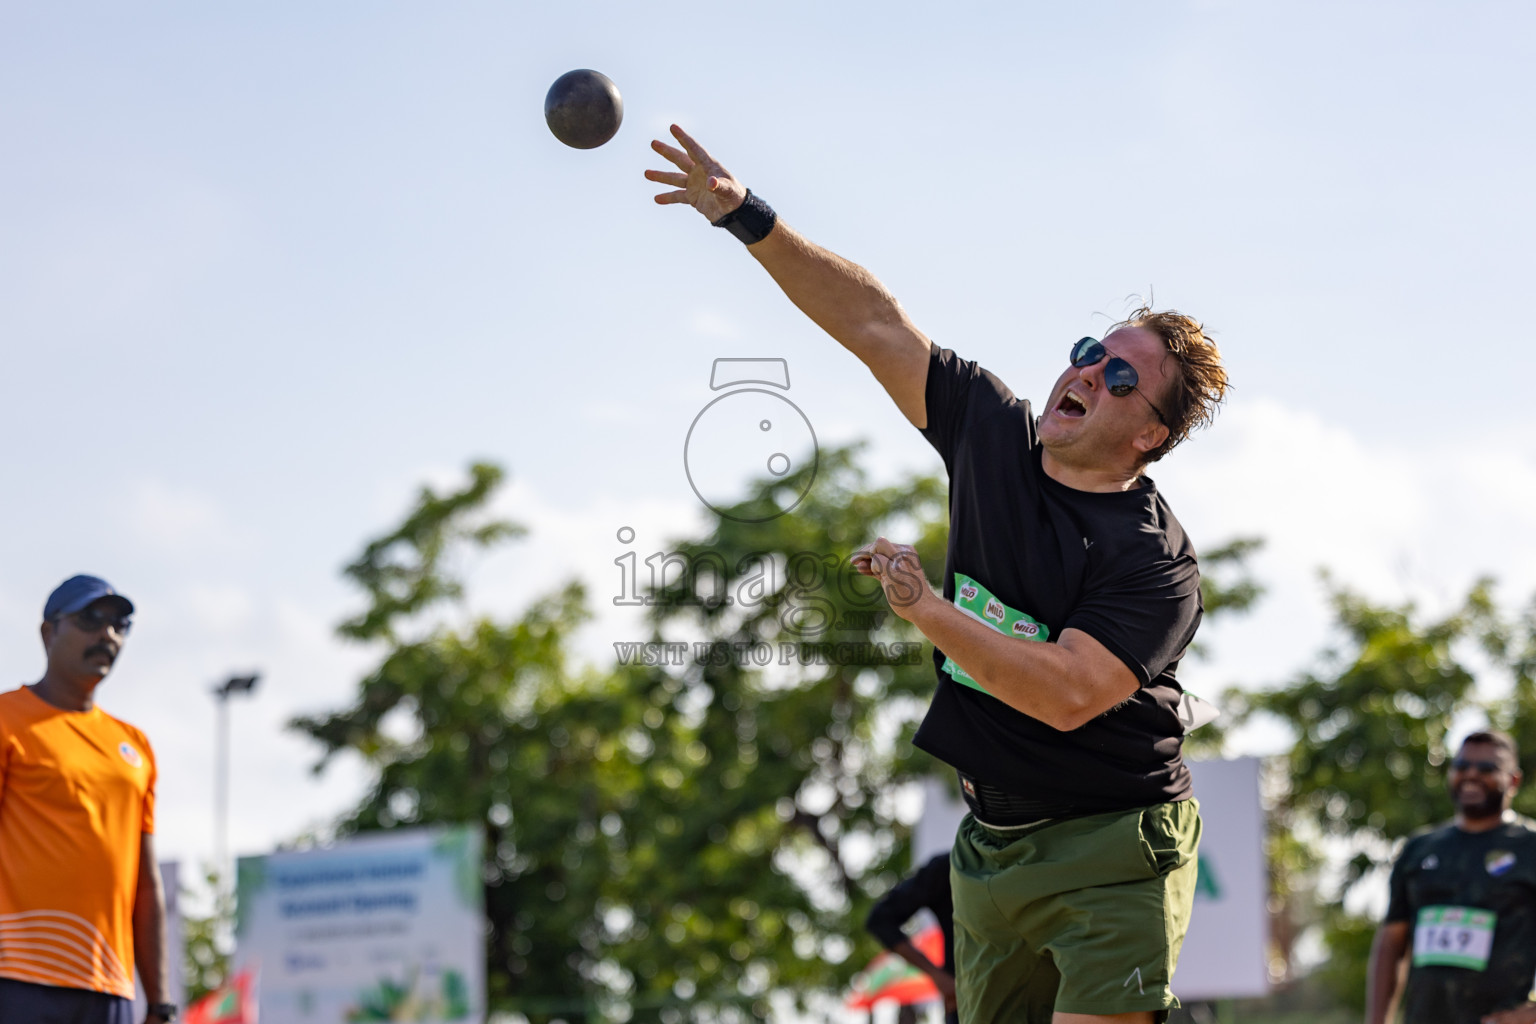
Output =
[{"x1": 1161, "y1": 396, "x2": 1536, "y2": 739}]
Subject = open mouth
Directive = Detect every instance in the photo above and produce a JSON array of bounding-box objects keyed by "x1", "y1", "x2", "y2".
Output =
[{"x1": 1055, "y1": 390, "x2": 1087, "y2": 418}]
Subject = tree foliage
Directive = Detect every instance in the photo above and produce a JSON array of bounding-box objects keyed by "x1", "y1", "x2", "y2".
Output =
[
  {"x1": 292, "y1": 464, "x2": 617, "y2": 1017},
  {"x1": 1235, "y1": 577, "x2": 1497, "y2": 852},
  {"x1": 291, "y1": 449, "x2": 951, "y2": 1021},
  {"x1": 289, "y1": 450, "x2": 1292, "y2": 1021},
  {"x1": 181, "y1": 868, "x2": 233, "y2": 1005},
  {"x1": 1221, "y1": 574, "x2": 1536, "y2": 1006},
  {"x1": 605, "y1": 444, "x2": 950, "y2": 1017},
  {"x1": 1182, "y1": 536, "x2": 1266, "y2": 758},
  {"x1": 1200, "y1": 536, "x2": 1266, "y2": 622},
  {"x1": 1483, "y1": 591, "x2": 1536, "y2": 818}
]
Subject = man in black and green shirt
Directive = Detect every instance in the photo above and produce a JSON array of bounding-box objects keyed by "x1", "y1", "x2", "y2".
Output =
[
  {"x1": 648, "y1": 125, "x2": 1231, "y2": 1023},
  {"x1": 1367, "y1": 731, "x2": 1536, "y2": 1024}
]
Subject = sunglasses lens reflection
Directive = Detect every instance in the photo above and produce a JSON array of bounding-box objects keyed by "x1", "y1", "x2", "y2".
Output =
[
  {"x1": 1104, "y1": 358, "x2": 1139, "y2": 396},
  {"x1": 1071, "y1": 338, "x2": 1102, "y2": 367}
]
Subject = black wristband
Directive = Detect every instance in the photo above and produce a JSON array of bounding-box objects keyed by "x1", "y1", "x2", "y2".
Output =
[{"x1": 711, "y1": 189, "x2": 777, "y2": 245}]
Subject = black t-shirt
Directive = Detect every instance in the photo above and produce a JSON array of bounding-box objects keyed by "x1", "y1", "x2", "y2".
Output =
[
  {"x1": 911, "y1": 345, "x2": 1202, "y2": 817},
  {"x1": 1385, "y1": 817, "x2": 1536, "y2": 1024}
]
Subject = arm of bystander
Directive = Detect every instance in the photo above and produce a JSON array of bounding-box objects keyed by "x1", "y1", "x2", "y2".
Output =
[
  {"x1": 133, "y1": 832, "x2": 171, "y2": 1023},
  {"x1": 1363, "y1": 920, "x2": 1409, "y2": 1024},
  {"x1": 865, "y1": 857, "x2": 957, "y2": 1011}
]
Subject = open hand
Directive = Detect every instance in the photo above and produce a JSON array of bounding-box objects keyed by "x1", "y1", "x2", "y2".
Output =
[{"x1": 644, "y1": 124, "x2": 747, "y2": 223}]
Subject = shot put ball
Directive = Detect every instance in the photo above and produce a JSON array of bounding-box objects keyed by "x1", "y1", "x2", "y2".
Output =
[{"x1": 544, "y1": 69, "x2": 623, "y2": 149}]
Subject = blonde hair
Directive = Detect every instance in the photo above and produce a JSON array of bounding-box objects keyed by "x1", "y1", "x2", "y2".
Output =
[{"x1": 1115, "y1": 306, "x2": 1229, "y2": 462}]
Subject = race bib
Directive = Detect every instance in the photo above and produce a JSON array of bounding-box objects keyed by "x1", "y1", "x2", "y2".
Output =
[
  {"x1": 942, "y1": 573, "x2": 1050, "y2": 694},
  {"x1": 1413, "y1": 905, "x2": 1496, "y2": 970},
  {"x1": 1177, "y1": 691, "x2": 1221, "y2": 732}
]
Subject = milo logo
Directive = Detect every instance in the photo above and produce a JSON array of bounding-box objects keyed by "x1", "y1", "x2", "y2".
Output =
[{"x1": 943, "y1": 572, "x2": 1053, "y2": 695}]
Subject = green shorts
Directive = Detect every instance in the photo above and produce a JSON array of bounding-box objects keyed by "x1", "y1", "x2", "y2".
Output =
[{"x1": 950, "y1": 799, "x2": 1201, "y2": 1023}]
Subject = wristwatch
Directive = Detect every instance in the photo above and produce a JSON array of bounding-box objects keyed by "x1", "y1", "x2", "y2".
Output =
[{"x1": 148, "y1": 1003, "x2": 179, "y2": 1022}]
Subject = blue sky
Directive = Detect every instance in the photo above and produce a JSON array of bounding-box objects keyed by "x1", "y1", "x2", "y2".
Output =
[{"x1": 3, "y1": 1, "x2": 1534, "y2": 881}]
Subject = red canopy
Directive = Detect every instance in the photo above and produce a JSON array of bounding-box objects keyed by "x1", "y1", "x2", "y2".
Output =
[
  {"x1": 845, "y1": 923, "x2": 945, "y2": 1009},
  {"x1": 184, "y1": 967, "x2": 259, "y2": 1024}
]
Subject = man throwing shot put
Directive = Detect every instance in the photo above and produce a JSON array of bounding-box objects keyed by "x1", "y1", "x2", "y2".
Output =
[
  {"x1": 648, "y1": 126, "x2": 1228, "y2": 1024},
  {"x1": 1365, "y1": 731, "x2": 1536, "y2": 1024}
]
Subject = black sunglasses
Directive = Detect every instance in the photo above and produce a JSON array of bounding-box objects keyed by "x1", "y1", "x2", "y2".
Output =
[
  {"x1": 61, "y1": 607, "x2": 133, "y2": 635},
  {"x1": 1451, "y1": 758, "x2": 1504, "y2": 775},
  {"x1": 1070, "y1": 337, "x2": 1168, "y2": 426}
]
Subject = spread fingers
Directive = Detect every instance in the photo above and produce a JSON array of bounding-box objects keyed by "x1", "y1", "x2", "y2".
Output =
[
  {"x1": 650, "y1": 138, "x2": 693, "y2": 172},
  {"x1": 669, "y1": 124, "x2": 711, "y2": 163}
]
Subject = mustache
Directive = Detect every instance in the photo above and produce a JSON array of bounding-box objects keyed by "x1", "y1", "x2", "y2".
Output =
[{"x1": 84, "y1": 643, "x2": 117, "y2": 661}]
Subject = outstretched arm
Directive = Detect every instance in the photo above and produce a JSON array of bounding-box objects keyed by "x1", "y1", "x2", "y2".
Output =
[{"x1": 646, "y1": 125, "x2": 930, "y2": 428}]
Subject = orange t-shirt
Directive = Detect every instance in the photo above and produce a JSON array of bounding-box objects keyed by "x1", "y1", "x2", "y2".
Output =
[{"x1": 0, "y1": 686, "x2": 156, "y2": 998}]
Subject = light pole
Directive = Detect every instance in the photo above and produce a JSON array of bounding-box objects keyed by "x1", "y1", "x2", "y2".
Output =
[{"x1": 212, "y1": 674, "x2": 260, "y2": 890}]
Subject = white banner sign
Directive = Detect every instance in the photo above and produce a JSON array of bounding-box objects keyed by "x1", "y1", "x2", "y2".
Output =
[
  {"x1": 1178, "y1": 757, "x2": 1269, "y2": 1000},
  {"x1": 234, "y1": 825, "x2": 484, "y2": 1022},
  {"x1": 914, "y1": 757, "x2": 1269, "y2": 1000}
]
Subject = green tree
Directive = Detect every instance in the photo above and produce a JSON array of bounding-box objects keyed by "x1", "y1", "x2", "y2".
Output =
[
  {"x1": 181, "y1": 868, "x2": 233, "y2": 1004},
  {"x1": 1223, "y1": 576, "x2": 1509, "y2": 1008},
  {"x1": 601, "y1": 444, "x2": 950, "y2": 1019},
  {"x1": 292, "y1": 451, "x2": 951, "y2": 1022},
  {"x1": 1201, "y1": 536, "x2": 1266, "y2": 621},
  {"x1": 293, "y1": 453, "x2": 1278, "y2": 1022},
  {"x1": 1182, "y1": 536, "x2": 1266, "y2": 758},
  {"x1": 1484, "y1": 589, "x2": 1536, "y2": 817},
  {"x1": 292, "y1": 463, "x2": 627, "y2": 1019}
]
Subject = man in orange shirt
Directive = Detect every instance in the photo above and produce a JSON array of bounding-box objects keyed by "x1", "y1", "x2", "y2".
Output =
[{"x1": 0, "y1": 575, "x2": 173, "y2": 1024}]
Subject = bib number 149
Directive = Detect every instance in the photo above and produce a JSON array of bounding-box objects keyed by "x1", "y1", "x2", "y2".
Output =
[{"x1": 1413, "y1": 906, "x2": 1497, "y2": 970}]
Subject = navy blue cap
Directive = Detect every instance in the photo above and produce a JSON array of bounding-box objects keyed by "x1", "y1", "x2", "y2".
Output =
[{"x1": 43, "y1": 575, "x2": 135, "y2": 621}]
